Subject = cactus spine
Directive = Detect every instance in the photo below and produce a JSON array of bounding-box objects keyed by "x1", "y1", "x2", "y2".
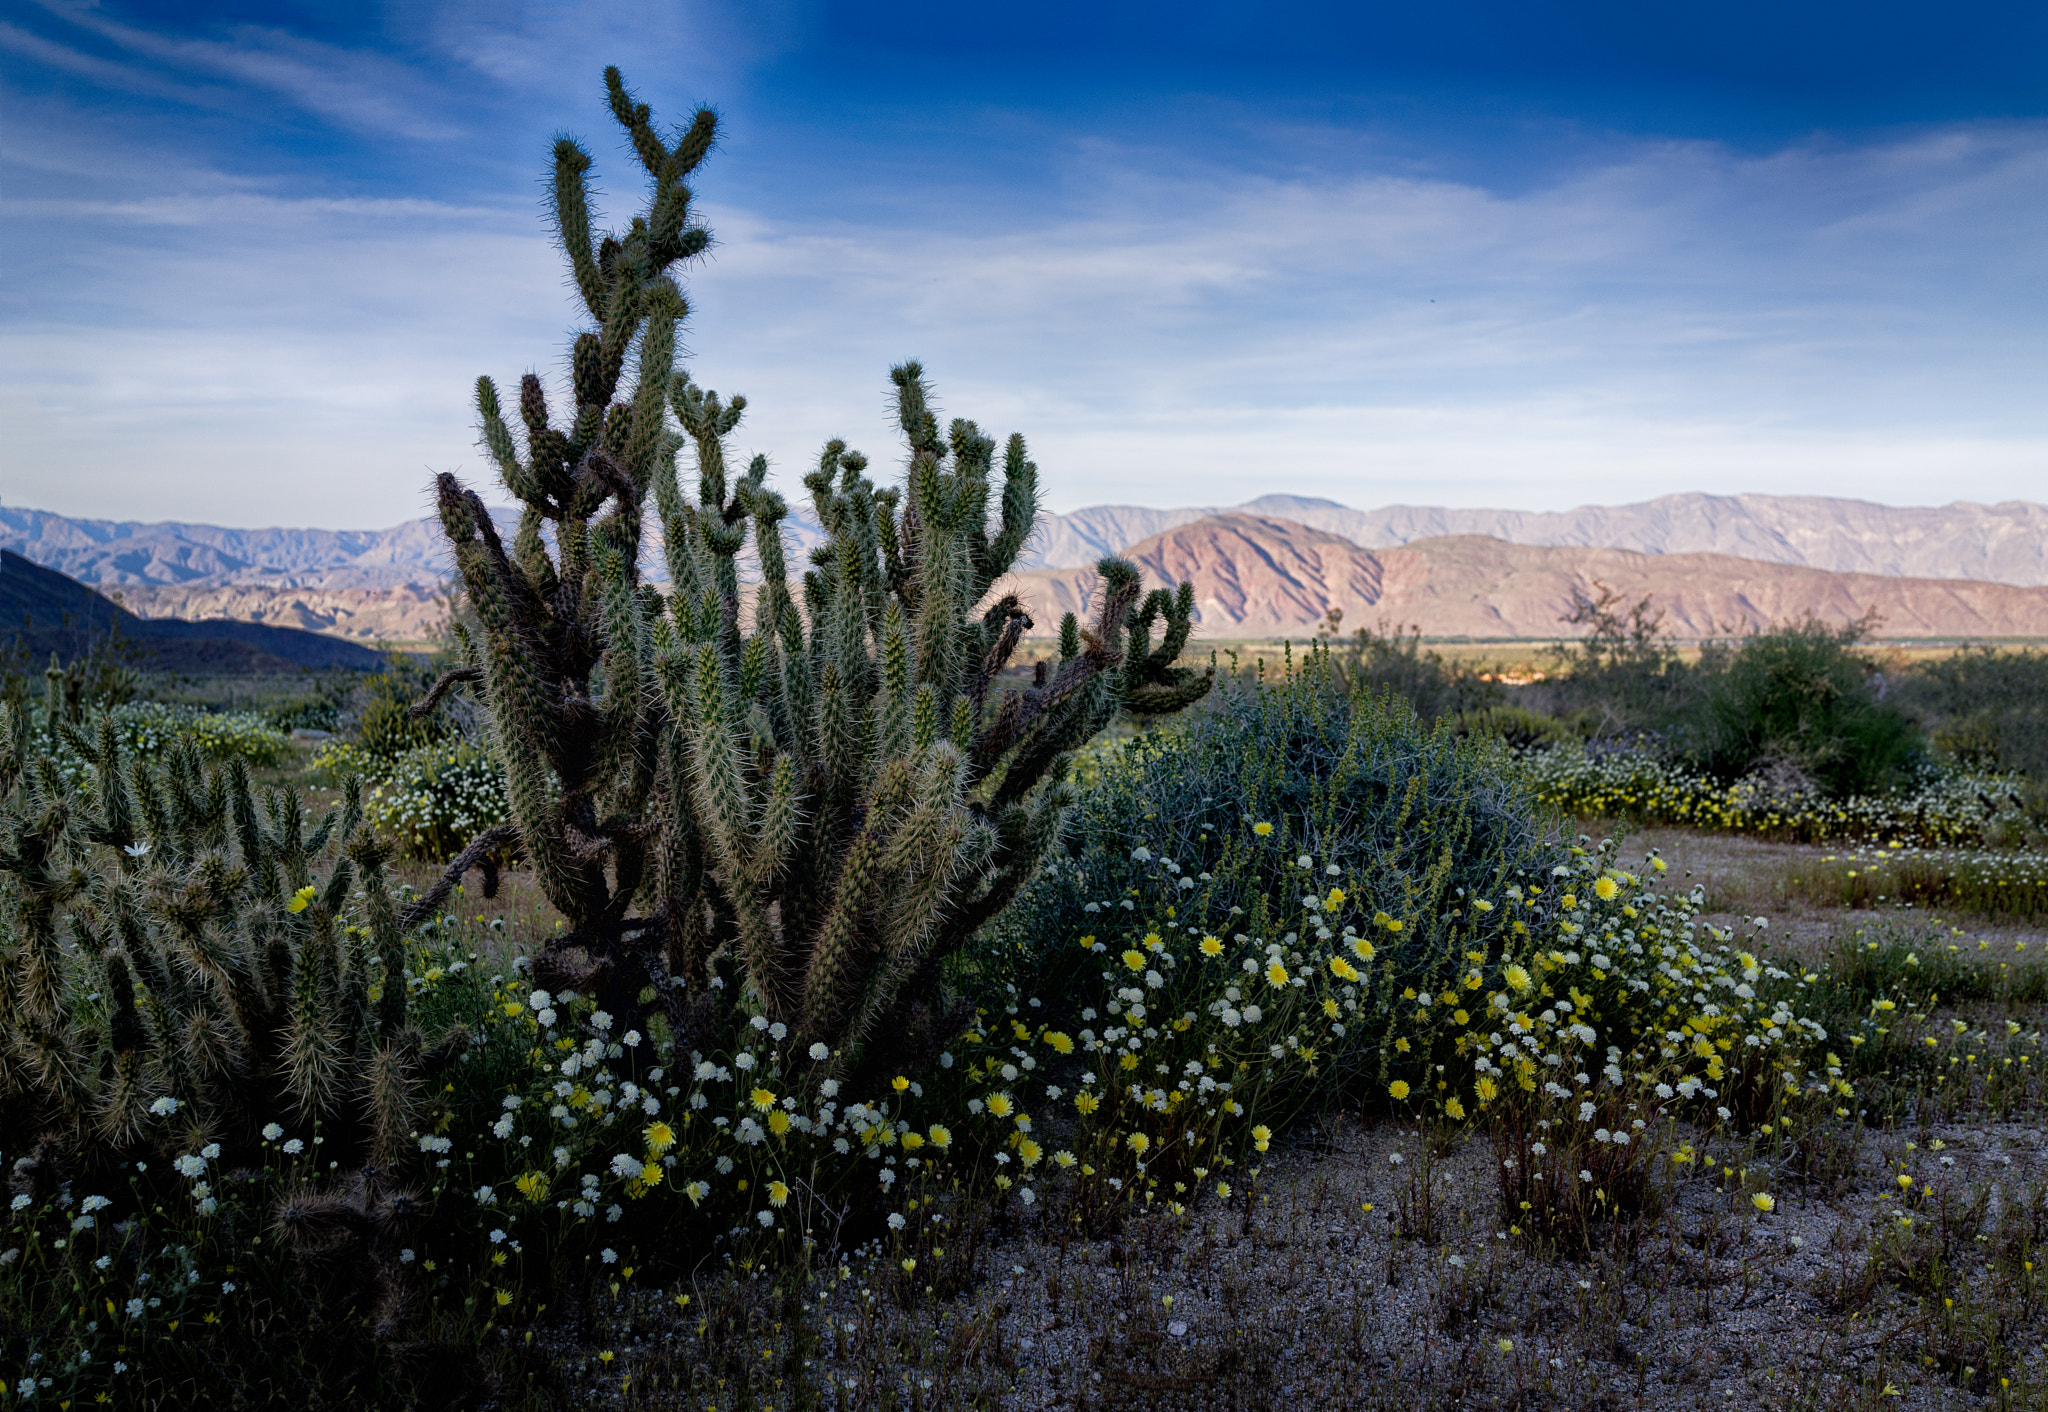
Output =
[{"x1": 423, "y1": 68, "x2": 1213, "y2": 1081}]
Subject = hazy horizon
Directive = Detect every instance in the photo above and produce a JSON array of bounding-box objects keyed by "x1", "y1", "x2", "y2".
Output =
[{"x1": 4, "y1": 1, "x2": 2044, "y2": 529}]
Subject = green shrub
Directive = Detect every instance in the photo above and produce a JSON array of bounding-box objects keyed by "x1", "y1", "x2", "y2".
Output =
[
  {"x1": 1454, "y1": 703, "x2": 1582, "y2": 750},
  {"x1": 1516, "y1": 741, "x2": 2026, "y2": 846},
  {"x1": 1691, "y1": 619, "x2": 1923, "y2": 797},
  {"x1": 986, "y1": 647, "x2": 1564, "y2": 1038},
  {"x1": 1324, "y1": 620, "x2": 1502, "y2": 725},
  {"x1": 1896, "y1": 646, "x2": 2048, "y2": 783},
  {"x1": 109, "y1": 701, "x2": 292, "y2": 767}
]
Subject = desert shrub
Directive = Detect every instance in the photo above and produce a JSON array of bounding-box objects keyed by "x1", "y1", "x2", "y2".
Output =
[
  {"x1": 313, "y1": 738, "x2": 513, "y2": 863},
  {"x1": 339, "y1": 660, "x2": 459, "y2": 759},
  {"x1": 986, "y1": 646, "x2": 1563, "y2": 1023},
  {"x1": 1895, "y1": 647, "x2": 2048, "y2": 829},
  {"x1": 108, "y1": 701, "x2": 292, "y2": 767},
  {"x1": 1690, "y1": 619, "x2": 1923, "y2": 797},
  {"x1": 1454, "y1": 702, "x2": 1583, "y2": 750},
  {"x1": 1324, "y1": 619, "x2": 1503, "y2": 725},
  {"x1": 1516, "y1": 741, "x2": 2027, "y2": 846}
]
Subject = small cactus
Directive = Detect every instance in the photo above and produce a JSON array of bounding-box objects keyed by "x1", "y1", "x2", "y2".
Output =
[
  {"x1": 421, "y1": 67, "x2": 1212, "y2": 1084},
  {"x1": 0, "y1": 707, "x2": 462, "y2": 1182}
]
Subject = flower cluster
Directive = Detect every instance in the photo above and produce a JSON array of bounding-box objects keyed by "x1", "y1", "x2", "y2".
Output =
[
  {"x1": 989, "y1": 824, "x2": 1847, "y2": 1212},
  {"x1": 1514, "y1": 743, "x2": 2028, "y2": 847},
  {"x1": 314, "y1": 740, "x2": 510, "y2": 861}
]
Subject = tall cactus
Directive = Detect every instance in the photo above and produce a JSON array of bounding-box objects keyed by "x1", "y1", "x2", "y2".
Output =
[{"x1": 421, "y1": 68, "x2": 1212, "y2": 1080}]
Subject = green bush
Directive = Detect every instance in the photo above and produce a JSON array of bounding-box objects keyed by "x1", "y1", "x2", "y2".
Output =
[
  {"x1": 1896, "y1": 646, "x2": 2048, "y2": 784},
  {"x1": 1691, "y1": 619, "x2": 1923, "y2": 797},
  {"x1": 985, "y1": 647, "x2": 1564, "y2": 1031},
  {"x1": 1515, "y1": 741, "x2": 2026, "y2": 846},
  {"x1": 1324, "y1": 620, "x2": 1502, "y2": 725},
  {"x1": 109, "y1": 701, "x2": 292, "y2": 767}
]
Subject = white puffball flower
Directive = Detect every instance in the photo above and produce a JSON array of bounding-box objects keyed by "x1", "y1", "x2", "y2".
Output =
[
  {"x1": 809, "y1": 1042, "x2": 830, "y2": 1061},
  {"x1": 261, "y1": 1123, "x2": 284, "y2": 1142},
  {"x1": 734, "y1": 1052, "x2": 756, "y2": 1071},
  {"x1": 529, "y1": 990, "x2": 552, "y2": 1010}
]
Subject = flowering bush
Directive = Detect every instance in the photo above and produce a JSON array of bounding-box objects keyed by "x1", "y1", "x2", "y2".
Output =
[
  {"x1": 1515, "y1": 741, "x2": 2030, "y2": 847},
  {"x1": 312, "y1": 739, "x2": 510, "y2": 861},
  {"x1": 108, "y1": 702, "x2": 291, "y2": 766}
]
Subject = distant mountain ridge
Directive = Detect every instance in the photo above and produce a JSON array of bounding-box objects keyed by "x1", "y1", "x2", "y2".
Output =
[
  {"x1": 1025, "y1": 493, "x2": 2048, "y2": 584},
  {"x1": 1, "y1": 550, "x2": 386, "y2": 672},
  {"x1": 7, "y1": 492, "x2": 2046, "y2": 591},
  {"x1": 1001, "y1": 515, "x2": 2048, "y2": 641}
]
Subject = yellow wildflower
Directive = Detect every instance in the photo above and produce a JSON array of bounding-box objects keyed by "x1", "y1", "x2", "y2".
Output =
[
  {"x1": 1389, "y1": 1080, "x2": 1411, "y2": 1101},
  {"x1": 749, "y1": 1088, "x2": 776, "y2": 1112},
  {"x1": 1253, "y1": 821, "x2": 1273, "y2": 837},
  {"x1": 644, "y1": 1122, "x2": 676, "y2": 1154},
  {"x1": 1593, "y1": 875, "x2": 1619, "y2": 901},
  {"x1": 1200, "y1": 935, "x2": 1224, "y2": 957},
  {"x1": 927, "y1": 1124, "x2": 953, "y2": 1149},
  {"x1": 986, "y1": 1093, "x2": 1014, "y2": 1119},
  {"x1": 1122, "y1": 949, "x2": 1146, "y2": 972},
  {"x1": 1128, "y1": 1132, "x2": 1151, "y2": 1155},
  {"x1": 1045, "y1": 1031, "x2": 1075, "y2": 1055},
  {"x1": 1266, "y1": 961, "x2": 1290, "y2": 988},
  {"x1": 1330, "y1": 956, "x2": 1361, "y2": 982}
]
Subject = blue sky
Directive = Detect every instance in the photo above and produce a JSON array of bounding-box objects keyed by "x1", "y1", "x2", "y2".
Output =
[{"x1": 2, "y1": 0, "x2": 2044, "y2": 529}]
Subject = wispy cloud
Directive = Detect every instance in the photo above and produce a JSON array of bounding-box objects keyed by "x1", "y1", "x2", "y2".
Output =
[
  {"x1": 22, "y1": 0, "x2": 464, "y2": 141},
  {"x1": 1, "y1": 3, "x2": 2042, "y2": 527}
]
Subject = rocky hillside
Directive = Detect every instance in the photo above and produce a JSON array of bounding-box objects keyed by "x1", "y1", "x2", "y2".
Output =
[
  {"x1": 1000, "y1": 515, "x2": 2048, "y2": 641},
  {"x1": 1027, "y1": 493, "x2": 2048, "y2": 582}
]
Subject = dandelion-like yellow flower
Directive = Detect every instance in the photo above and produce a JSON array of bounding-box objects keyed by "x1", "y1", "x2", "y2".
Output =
[
  {"x1": 286, "y1": 885, "x2": 317, "y2": 915},
  {"x1": 1078, "y1": 933, "x2": 1097, "y2": 949},
  {"x1": 639, "y1": 1162, "x2": 663, "y2": 1188},
  {"x1": 1351, "y1": 937, "x2": 1377, "y2": 961},
  {"x1": 928, "y1": 1124, "x2": 953, "y2": 1149},
  {"x1": 1122, "y1": 949, "x2": 1146, "y2": 972},
  {"x1": 1752, "y1": 1192, "x2": 1775, "y2": 1212},
  {"x1": 1322, "y1": 998, "x2": 1341, "y2": 1018},
  {"x1": 496, "y1": 1290, "x2": 513, "y2": 1306},
  {"x1": 1593, "y1": 876, "x2": 1619, "y2": 901},
  {"x1": 1253, "y1": 821, "x2": 1273, "y2": 837},
  {"x1": 1128, "y1": 1132, "x2": 1151, "y2": 1155},
  {"x1": 768, "y1": 1180, "x2": 789, "y2": 1207},
  {"x1": 901, "y1": 1258, "x2": 917, "y2": 1273},
  {"x1": 1200, "y1": 935, "x2": 1224, "y2": 957},
  {"x1": 1266, "y1": 961, "x2": 1290, "y2": 988},
  {"x1": 1386, "y1": 919, "x2": 1404, "y2": 933},
  {"x1": 1503, "y1": 964, "x2": 1532, "y2": 993},
  {"x1": 1389, "y1": 1080, "x2": 1411, "y2": 1101},
  {"x1": 901, "y1": 1131, "x2": 925, "y2": 1151},
  {"x1": 1075, "y1": 1092, "x2": 1098, "y2": 1116},
  {"x1": 1453, "y1": 1009, "x2": 1470, "y2": 1026},
  {"x1": 1330, "y1": 956, "x2": 1361, "y2": 982},
  {"x1": 1045, "y1": 1031, "x2": 1075, "y2": 1055},
  {"x1": 1897, "y1": 1174, "x2": 1913, "y2": 1190},
  {"x1": 986, "y1": 1093, "x2": 1014, "y2": 1119},
  {"x1": 767, "y1": 1111, "x2": 791, "y2": 1137},
  {"x1": 1324, "y1": 888, "x2": 1345, "y2": 911},
  {"x1": 1018, "y1": 1138, "x2": 1043, "y2": 1167},
  {"x1": 750, "y1": 1087, "x2": 776, "y2": 1112},
  {"x1": 1143, "y1": 932, "x2": 1164, "y2": 952},
  {"x1": 892, "y1": 1075, "x2": 910, "y2": 1092},
  {"x1": 1444, "y1": 1097, "x2": 1466, "y2": 1120},
  {"x1": 1652, "y1": 856, "x2": 1668, "y2": 872},
  {"x1": 1474, "y1": 1076, "x2": 1498, "y2": 1102},
  {"x1": 644, "y1": 1121, "x2": 676, "y2": 1154},
  {"x1": 1472, "y1": 899, "x2": 1494, "y2": 912},
  {"x1": 1055, "y1": 1150, "x2": 1077, "y2": 1168},
  {"x1": 1252, "y1": 1124, "x2": 1271, "y2": 1143},
  {"x1": 515, "y1": 1171, "x2": 549, "y2": 1202}
]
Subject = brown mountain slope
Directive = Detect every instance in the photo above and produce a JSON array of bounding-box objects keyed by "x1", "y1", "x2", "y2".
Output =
[
  {"x1": 112, "y1": 582, "x2": 450, "y2": 645},
  {"x1": 995, "y1": 515, "x2": 2048, "y2": 640}
]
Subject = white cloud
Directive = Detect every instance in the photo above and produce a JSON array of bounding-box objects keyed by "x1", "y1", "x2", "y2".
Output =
[{"x1": 1, "y1": 88, "x2": 2042, "y2": 526}]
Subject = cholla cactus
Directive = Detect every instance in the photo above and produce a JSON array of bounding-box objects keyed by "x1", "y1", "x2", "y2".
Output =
[
  {"x1": 421, "y1": 68, "x2": 1211, "y2": 1081},
  {"x1": 0, "y1": 707, "x2": 457, "y2": 1180}
]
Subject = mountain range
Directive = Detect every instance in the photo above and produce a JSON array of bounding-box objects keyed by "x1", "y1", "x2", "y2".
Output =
[
  {"x1": 5, "y1": 492, "x2": 2046, "y2": 644},
  {"x1": 1001, "y1": 515, "x2": 2048, "y2": 641}
]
